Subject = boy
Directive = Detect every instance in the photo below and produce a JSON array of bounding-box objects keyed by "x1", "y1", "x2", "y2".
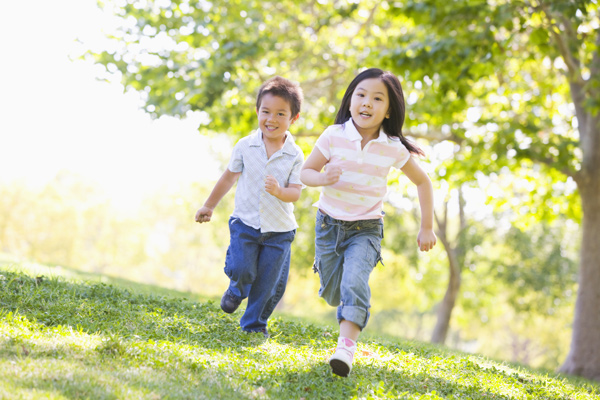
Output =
[{"x1": 195, "y1": 76, "x2": 304, "y2": 338}]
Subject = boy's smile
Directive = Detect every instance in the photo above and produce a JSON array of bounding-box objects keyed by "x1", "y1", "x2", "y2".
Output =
[{"x1": 257, "y1": 93, "x2": 298, "y2": 145}]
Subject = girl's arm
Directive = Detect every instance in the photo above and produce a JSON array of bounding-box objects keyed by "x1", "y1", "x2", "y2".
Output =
[
  {"x1": 300, "y1": 147, "x2": 342, "y2": 187},
  {"x1": 401, "y1": 157, "x2": 437, "y2": 252},
  {"x1": 195, "y1": 169, "x2": 241, "y2": 223}
]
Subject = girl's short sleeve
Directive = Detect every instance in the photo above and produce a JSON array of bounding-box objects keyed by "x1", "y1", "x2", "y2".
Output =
[
  {"x1": 394, "y1": 145, "x2": 411, "y2": 169},
  {"x1": 314, "y1": 126, "x2": 334, "y2": 160},
  {"x1": 227, "y1": 141, "x2": 244, "y2": 173}
]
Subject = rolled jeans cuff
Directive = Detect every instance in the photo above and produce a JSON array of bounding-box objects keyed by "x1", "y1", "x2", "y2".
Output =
[{"x1": 337, "y1": 304, "x2": 369, "y2": 330}]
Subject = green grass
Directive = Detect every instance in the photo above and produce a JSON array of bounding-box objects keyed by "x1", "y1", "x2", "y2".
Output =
[{"x1": 0, "y1": 265, "x2": 598, "y2": 399}]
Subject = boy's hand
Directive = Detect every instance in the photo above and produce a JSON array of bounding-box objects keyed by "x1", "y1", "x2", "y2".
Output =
[
  {"x1": 417, "y1": 229, "x2": 437, "y2": 252},
  {"x1": 264, "y1": 175, "x2": 281, "y2": 197},
  {"x1": 321, "y1": 163, "x2": 342, "y2": 186},
  {"x1": 195, "y1": 206, "x2": 213, "y2": 223}
]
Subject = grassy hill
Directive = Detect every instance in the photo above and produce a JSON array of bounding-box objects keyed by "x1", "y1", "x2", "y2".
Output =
[{"x1": 0, "y1": 262, "x2": 598, "y2": 399}]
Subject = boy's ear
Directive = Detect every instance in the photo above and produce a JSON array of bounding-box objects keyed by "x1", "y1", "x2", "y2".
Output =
[{"x1": 291, "y1": 113, "x2": 300, "y2": 123}]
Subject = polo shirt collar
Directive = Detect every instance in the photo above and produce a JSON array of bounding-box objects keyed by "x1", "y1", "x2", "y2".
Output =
[
  {"x1": 343, "y1": 118, "x2": 388, "y2": 143},
  {"x1": 251, "y1": 129, "x2": 297, "y2": 155}
]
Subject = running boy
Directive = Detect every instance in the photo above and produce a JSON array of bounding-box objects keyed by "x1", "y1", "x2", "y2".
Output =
[{"x1": 195, "y1": 76, "x2": 304, "y2": 338}]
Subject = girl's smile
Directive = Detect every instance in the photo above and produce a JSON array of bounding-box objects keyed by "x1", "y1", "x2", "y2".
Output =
[{"x1": 349, "y1": 78, "x2": 390, "y2": 138}]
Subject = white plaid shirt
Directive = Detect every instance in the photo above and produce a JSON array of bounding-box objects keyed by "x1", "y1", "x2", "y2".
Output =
[{"x1": 228, "y1": 129, "x2": 304, "y2": 233}]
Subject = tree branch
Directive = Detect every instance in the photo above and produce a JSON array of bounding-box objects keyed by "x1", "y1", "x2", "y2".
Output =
[{"x1": 538, "y1": 2, "x2": 584, "y2": 85}]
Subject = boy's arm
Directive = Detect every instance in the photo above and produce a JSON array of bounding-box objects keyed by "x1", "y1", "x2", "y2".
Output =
[
  {"x1": 300, "y1": 147, "x2": 342, "y2": 187},
  {"x1": 400, "y1": 157, "x2": 437, "y2": 252},
  {"x1": 195, "y1": 169, "x2": 241, "y2": 223},
  {"x1": 266, "y1": 151, "x2": 304, "y2": 202},
  {"x1": 264, "y1": 177, "x2": 302, "y2": 202}
]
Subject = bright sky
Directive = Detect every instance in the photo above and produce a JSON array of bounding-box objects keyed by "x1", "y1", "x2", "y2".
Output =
[{"x1": 0, "y1": 0, "x2": 222, "y2": 210}]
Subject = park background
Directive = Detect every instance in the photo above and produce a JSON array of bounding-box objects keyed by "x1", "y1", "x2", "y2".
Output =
[{"x1": 1, "y1": 0, "x2": 598, "y2": 382}]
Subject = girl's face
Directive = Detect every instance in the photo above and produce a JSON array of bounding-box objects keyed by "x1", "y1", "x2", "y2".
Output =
[{"x1": 349, "y1": 78, "x2": 390, "y2": 137}]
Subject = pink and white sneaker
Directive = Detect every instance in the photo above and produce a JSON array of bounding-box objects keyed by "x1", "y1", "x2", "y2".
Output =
[{"x1": 329, "y1": 337, "x2": 356, "y2": 377}]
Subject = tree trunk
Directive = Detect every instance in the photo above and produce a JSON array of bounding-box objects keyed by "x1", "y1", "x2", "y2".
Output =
[
  {"x1": 431, "y1": 189, "x2": 466, "y2": 344},
  {"x1": 559, "y1": 171, "x2": 600, "y2": 381},
  {"x1": 431, "y1": 245, "x2": 461, "y2": 344}
]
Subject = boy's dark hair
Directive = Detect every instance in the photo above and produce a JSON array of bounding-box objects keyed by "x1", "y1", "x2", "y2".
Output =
[
  {"x1": 335, "y1": 68, "x2": 424, "y2": 156},
  {"x1": 256, "y1": 76, "x2": 303, "y2": 118}
]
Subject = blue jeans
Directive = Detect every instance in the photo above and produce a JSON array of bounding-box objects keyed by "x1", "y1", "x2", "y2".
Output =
[
  {"x1": 224, "y1": 217, "x2": 296, "y2": 332},
  {"x1": 313, "y1": 210, "x2": 383, "y2": 329}
]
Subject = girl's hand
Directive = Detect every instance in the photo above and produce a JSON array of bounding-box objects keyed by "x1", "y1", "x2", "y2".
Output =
[
  {"x1": 195, "y1": 206, "x2": 213, "y2": 223},
  {"x1": 321, "y1": 164, "x2": 342, "y2": 185},
  {"x1": 264, "y1": 175, "x2": 281, "y2": 196},
  {"x1": 417, "y1": 229, "x2": 437, "y2": 252}
]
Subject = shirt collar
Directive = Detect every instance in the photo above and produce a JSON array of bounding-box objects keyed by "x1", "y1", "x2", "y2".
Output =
[
  {"x1": 343, "y1": 118, "x2": 388, "y2": 143},
  {"x1": 250, "y1": 129, "x2": 297, "y2": 155}
]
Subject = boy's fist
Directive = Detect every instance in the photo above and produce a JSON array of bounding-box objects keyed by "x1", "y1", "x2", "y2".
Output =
[{"x1": 195, "y1": 206, "x2": 213, "y2": 223}]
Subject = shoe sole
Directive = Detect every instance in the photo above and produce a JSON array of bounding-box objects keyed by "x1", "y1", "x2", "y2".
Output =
[{"x1": 329, "y1": 359, "x2": 350, "y2": 377}]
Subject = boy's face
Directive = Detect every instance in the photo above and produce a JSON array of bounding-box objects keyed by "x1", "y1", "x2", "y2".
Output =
[{"x1": 256, "y1": 93, "x2": 299, "y2": 142}]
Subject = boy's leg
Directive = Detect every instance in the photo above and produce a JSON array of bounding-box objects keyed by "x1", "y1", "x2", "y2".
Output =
[
  {"x1": 223, "y1": 217, "x2": 261, "y2": 311},
  {"x1": 240, "y1": 229, "x2": 295, "y2": 333}
]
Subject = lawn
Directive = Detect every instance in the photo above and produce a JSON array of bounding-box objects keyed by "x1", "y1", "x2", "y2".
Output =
[{"x1": 0, "y1": 263, "x2": 598, "y2": 399}]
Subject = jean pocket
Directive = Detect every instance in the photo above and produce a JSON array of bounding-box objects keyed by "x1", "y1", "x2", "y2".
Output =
[
  {"x1": 368, "y1": 237, "x2": 384, "y2": 267},
  {"x1": 312, "y1": 256, "x2": 320, "y2": 274}
]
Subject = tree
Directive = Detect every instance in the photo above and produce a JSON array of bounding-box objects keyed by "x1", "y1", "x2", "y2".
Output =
[
  {"x1": 92, "y1": 0, "x2": 599, "y2": 379},
  {"x1": 380, "y1": 0, "x2": 599, "y2": 380}
]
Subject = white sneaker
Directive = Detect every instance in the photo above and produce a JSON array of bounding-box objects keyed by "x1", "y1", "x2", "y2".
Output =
[{"x1": 329, "y1": 337, "x2": 356, "y2": 377}]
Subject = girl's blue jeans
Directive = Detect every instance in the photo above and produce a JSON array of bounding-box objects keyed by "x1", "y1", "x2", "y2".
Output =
[
  {"x1": 313, "y1": 210, "x2": 384, "y2": 329},
  {"x1": 224, "y1": 217, "x2": 296, "y2": 332}
]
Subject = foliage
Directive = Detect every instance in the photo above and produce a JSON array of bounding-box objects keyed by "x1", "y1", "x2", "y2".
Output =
[
  {"x1": 93, "y1": 0, "x2": 379, "y2": 138},
  {"x1": 1, "y1": 267, "x2": 599, "y2": 400}
]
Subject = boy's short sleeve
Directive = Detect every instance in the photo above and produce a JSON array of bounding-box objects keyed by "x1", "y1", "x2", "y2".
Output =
[
  {"x1": 315, "y1": 127, "x2": 333, "y2": 160},
  {"x1": 227, "y1": 141, "x2": 244, "y2": 173},
  {"x1": 287, "y1": 151, "x2": 305, "y2": 186}
]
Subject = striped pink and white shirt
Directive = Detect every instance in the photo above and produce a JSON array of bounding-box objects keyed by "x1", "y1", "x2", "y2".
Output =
[{"x1": 313, "y1": 118, "x2": 411, "y2": 221}]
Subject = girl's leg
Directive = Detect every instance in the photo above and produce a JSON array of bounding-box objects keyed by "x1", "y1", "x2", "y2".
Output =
[
  {"x1": 330, "y1": 220, "x2": 383, "y2": 377},
  {"x1": 340, "y1": 320, "x2": 360, "y2": 341},
  {"x1": 330, "y1": 320, "x2": 360, "y2": 377}
]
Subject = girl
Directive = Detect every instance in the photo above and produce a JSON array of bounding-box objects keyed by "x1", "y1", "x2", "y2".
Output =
[{"x1": 300, "y1": 68, "x2": 436, "y2": 377}]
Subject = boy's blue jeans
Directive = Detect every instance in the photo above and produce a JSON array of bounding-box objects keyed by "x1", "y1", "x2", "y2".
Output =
[
  {"x1": 224, "y1": 217, "x2": 296, "y2": 332},
  {"x1": 313, "y1": 210, "x2": 383, "y2": 329}
]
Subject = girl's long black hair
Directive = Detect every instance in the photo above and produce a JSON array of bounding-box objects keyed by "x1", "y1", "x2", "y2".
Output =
[{"x1": 335, "y1": 68, "x2": 424, "y2": 156}]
